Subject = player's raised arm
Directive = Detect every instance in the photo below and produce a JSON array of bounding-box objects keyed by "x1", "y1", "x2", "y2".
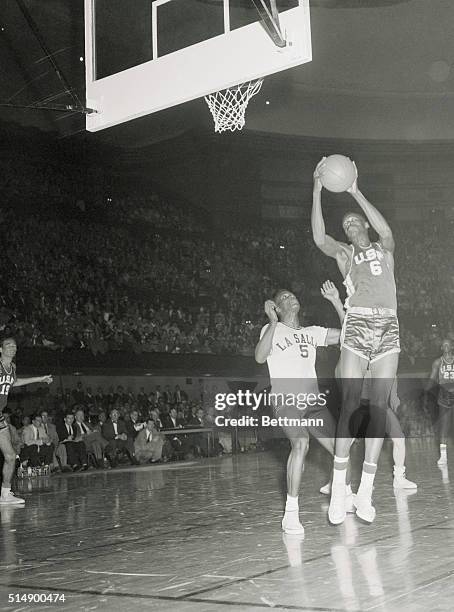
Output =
[
  {"x1": 347, "y1": 163, "x2": 395, "y2": 253},
  {"x1": 321, "y1": 280, "x2": 345, "y2": 325},
  {"x1": 255, "y1": 300, "x2": 278, "y2": 364},
  {"x1": 320, "y1": 280, "x2": 342, "y2": 345},
  {"x1": 311, "y1": 159, "x2": 347, "y2": 259}
]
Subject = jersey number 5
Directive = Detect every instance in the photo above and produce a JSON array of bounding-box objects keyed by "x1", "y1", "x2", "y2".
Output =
[{"x1": 299, "y1": 345, "x2": 308, "y2": 358}]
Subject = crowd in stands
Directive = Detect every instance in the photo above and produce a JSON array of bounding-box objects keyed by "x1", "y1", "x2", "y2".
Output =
[
  {"x1": 2, "y1": 377, "x2": 436, "y2": 479},
  {"x1": 1, "y1": 138, "x2": 452, "y2": 367},
  {"x1": 4, "y1": 383, "x2": 232, "y2": 474}
]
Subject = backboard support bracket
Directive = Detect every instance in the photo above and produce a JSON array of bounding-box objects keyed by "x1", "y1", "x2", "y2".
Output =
[{"x1": 250, "y1": 0, "x2": 286, "y2": 48}]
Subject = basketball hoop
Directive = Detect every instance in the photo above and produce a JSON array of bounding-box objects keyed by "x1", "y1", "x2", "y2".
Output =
[{"x1": 204, "y1": 79, "x2": 264, "y2": 133}]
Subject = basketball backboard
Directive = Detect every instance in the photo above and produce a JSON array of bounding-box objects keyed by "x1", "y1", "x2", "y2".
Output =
[{"x1": 84, "y1": 0, "x2": 312, "y2": 132}]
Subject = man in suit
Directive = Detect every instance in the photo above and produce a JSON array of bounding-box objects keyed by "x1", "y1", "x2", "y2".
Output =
[
  {"x1": 173, "y1": 385, "x2": 188, "y2": 405},
  {"x1": 187, "y1": 407, "x2": 212, "y2": 457},
  {"x1": 56, "y1": 412, "x2": 88, "y2": 471},
  {"x1": 40, "y1": 410, "x2": 70, "y2": 472},
  {"x1": 134, "y1": 419, "x2": 165, "y2": 464},
  {"x1": 74, "y1": 409, "x2": 108, "y2": 468},
  {"x1": 163, "y1": 385, "x2": 173, "y2": 405},
  {"x1": 161, "y1": 407, "x2": 184, "y2": 429},
  {"x1": 161, "y1": 407, "x2": 191, "y2": 456},
  {"x1": 124, "y1": 409, "x2": 145, "y2": 441},
  {"x1": 101, "y1": 408, "x2": 138, "y2": 467},
  {"x1": 137, "y1": 387, "x2": 148, "y2": 412},
  {"x1": 20, "y1": 414, "x2": 54, "y2": 467}
]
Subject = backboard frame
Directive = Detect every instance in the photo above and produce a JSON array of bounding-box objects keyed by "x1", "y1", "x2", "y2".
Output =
[{"x1": 84, "y1": 0, "x2": 312, "y2": 132}]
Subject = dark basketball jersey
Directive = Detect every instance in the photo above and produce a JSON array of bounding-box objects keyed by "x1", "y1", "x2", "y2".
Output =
[
  {"x1": 0, "y1": 361, "x2": 16, "y2": 411},
  {"x1": 343, "y1": 242, "x2": 397, "y2": 310},
  {"x1": 438, "y1": 357, "x2": 454, "y2": 406}
]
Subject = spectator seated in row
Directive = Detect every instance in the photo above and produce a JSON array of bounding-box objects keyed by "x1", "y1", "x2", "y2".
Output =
[
  {"x1": 20, "y1": 414, "x2": 54, "y2": 468},
  {"x1": 124, "y1": 409, "x2": 146, "y2": 440},
  {"x1": 134, "y1": 419, "x2": 167, "y2": 464},
  {"x1": 40, "y1": 409, "x2": 69, "y2": 472},
  {"x1": 101, "y1": 408, "x2": 139, "y2": 467},
  {"x1": 56, "y1": 412, "x2": 88, "y2": 471},
  {"x1": 74, "y1": 409, "x2": 108, "y2": 468}
]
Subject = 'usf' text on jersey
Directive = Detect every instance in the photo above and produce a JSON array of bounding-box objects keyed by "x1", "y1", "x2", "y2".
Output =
[
  {"x1": 0, "y1": 362, "x2": 16, "y2": 410},
  {"x1": 344, "y1": 241, "x2": 397, "y2": 310},
  {"x1": 439, "y1": 358, "x2": 454, "y2": 385},
  {"x1": 353, "y1": 246, "x2": 384, "y2": 273},
  {"x1": 276, "y1": 331, "x2": 318, "y2": 353}
]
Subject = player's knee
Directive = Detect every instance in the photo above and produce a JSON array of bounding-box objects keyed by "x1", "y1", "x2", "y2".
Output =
[
  {"x1": 341, "y1": 386, "x2": 363, "y2": 412},
  {"x1": 3, "y1": 450, "x2": 16, "y2": 464}
]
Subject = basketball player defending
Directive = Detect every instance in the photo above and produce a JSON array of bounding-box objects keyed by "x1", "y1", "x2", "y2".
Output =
[
  {"x1": 255, "y1": 287, "x2": 353, "y2": 535},
  {"x1": 312, "y1": 158, "x2": 400, "y2": 524},
  {"x1": 427, "y1": 339, "x2": 454, "y2": 466},
  {"x1": 0, "y1": 337, "x2": 53, "y2": 504}
]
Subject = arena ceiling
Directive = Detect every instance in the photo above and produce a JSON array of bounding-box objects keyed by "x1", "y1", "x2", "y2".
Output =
[{"x1": 1, "y1": 0, "x2": 453, "y2": 144}]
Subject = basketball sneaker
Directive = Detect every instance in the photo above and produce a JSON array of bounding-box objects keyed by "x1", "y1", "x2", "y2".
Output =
[
  {"x1": 393, "y1": 467, "x2": 417, "y2": 489},
  {"x1": 319, "y1": 482, "x2": 331, "y2": 495},
  {"x1": 328, "y1": 483, "x2": 347, "y2": 525},
  {"x1": 281, "y1": 511, "x2": 305, "y2": 536},
  {"x1": 354, "y1": 495, "x2": 376, "y2": 523},
  {"x1": 0, "y1": 491, "x2": 25, "y2": 505}
]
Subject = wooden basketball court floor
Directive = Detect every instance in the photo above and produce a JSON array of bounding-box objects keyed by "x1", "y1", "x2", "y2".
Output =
[{"x1": 1, "y1": 438, "x2": 454, "y2": 612}]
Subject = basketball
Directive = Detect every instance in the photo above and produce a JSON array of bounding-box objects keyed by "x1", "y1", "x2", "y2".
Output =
[{"x1": 319, "y1": 155, "x2": 357, "y2": 193}]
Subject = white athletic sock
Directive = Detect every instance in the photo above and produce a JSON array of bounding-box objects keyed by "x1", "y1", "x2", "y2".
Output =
[
  {"x1": 440, "y1": 444, "x2": 447, "y2": 455},
  {"x1": 333, "y1": 456, "x2": 348, "y2": 486},
  {"x1": 346, "y1": 483, "x2": 352, "y2": 495},
  {"x1": 1, "y1": 487, "x2": 11, "y2": 498},
  {"x1": 285, "y1": 494, "x2": 299, "y2": 512},
  {"x1": 357, "y1": 462, "x2": 377, "y2": 498}
]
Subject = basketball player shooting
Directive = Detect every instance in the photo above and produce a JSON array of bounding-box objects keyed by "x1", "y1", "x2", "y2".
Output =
[
  {"x1": 0, "y1": 337, "x2": 53, "y2": 505},
  {"x1": 311, "y1": 158, "x2": 400, "y2": 525},
  {"x1": 321, "y1": 284, "x2": 416, "y2": 493}
]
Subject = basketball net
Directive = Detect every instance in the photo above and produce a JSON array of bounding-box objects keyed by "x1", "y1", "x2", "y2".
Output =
[{"x1": 204, "y1": 79, "x2": 264, "y2": 133}]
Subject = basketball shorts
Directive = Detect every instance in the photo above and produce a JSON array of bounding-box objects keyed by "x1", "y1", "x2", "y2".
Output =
[
  {"x1": 341, "y1": 308, "x2": 400, "y2": 363},
  {"x1": 272, "y1": 401, "x2": 336, "y2": 440},
  {"x1": 438, "y1": 388, "x2": 454, "y2": 409}
]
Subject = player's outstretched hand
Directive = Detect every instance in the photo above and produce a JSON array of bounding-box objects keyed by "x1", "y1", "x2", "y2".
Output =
[
  {"x1": 313, "y1": 157, "x2": 326, "y2": 192},
  {"x1": 264, "y1": 300, "x2": 278, "y2": 323},
  {"x1": 320, "y1": 280, "x2": 339, "y2": 303},
  {"x1": 41, "y1": 375, "x2": 53, "y2": 385},
  {"x1": 346, "y1": 161, "x2": 359, "y2": 195}
]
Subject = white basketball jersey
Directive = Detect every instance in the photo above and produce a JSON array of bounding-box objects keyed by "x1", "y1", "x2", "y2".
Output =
[{"x1": 260, "y1": 323, "x2": 328, "y2": 396}]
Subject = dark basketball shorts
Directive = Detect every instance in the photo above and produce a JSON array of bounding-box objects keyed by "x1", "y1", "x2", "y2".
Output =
[
  {"x1": 341, "y1": 308, "x2": 400, "y2": 363},
  {"x1": 272, "y1": 401, "x2": 336, "y2": 440},
  {"x1": 438, "y1": 388, "x2": 454, "y2": 409}
]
